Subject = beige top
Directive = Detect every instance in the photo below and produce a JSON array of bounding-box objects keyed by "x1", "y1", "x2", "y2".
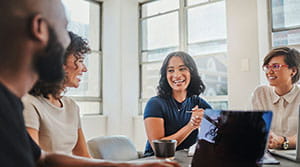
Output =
[
  {"x1": 251, "y1": 85, "x2": 300, "y2": 137},
  {"x1": 22, "y1": 94, "x2": 81, "y2": 155}
]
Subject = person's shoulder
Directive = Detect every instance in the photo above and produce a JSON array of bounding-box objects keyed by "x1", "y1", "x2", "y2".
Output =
[
  {"x1": 192, "y1": 95, "x2": 207, "y2": 103},
  {"x1": 22, "y1": 93, "x2": 34, "y2": 101},
  {"x1": 61, "y1": 96, "x2": 74, "y2": 102},
  {"x1": 21, "y1": 94, "x2": 42, "y2": 105},
  {"x1": 254, "y1": 85, "x2": 270, "y2": 91},
  {"x1": 295, "y1": 84, "x2": 300, "y2": 91},
  {"x1": 61, "y1": 96, "x2": 81, "y2": 118},
  {"x1": 22, "y1": 94, "x2": 46, "y2": 116},
  {"x1": 194, "y1": 95, "x2": 205, "y2": 101},
  {"x1": 293, "y1": 84, "x2": 300, "y2": 96},
  {"x1": 61, "y1": 96, "x2": 78, "y2": 106},
  {"x1": 150, "y1": 95, "x2": 164, "y2": 100},
  {"x1": 147, "y1": 96, "x2": 167, "y2": 104},
  {"x1": 195, "y1": 96, "x2": 212, "y2": 109},
  {"x1": 253, "y1": 85, "x2": 272, "y2": 95},
  {"x1": 144, "y1": 96, "x2": 166, "y2": 118}
]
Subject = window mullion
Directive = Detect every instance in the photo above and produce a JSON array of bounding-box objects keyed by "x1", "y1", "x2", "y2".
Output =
[{"x1": 179, "y1": 0, "x2": 187, "y2": 51}]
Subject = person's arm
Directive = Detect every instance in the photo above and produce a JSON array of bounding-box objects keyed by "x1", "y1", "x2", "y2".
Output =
[
  {"x1": 27, "y1": 127, "x2": 39, "y2": 145},
  {"x1": 37, "y1": 151, "x2": 180, "y2": 167},
  {"x1": 251, "y1": 89, "x2": 262, "y2": 110},
  {"x1": 268, "y1": 132, "x2": 296, "y2": 149},
  {"x1": 249, "y1": 86, "x2": 272, "y2": 111},
  {"x1": 144, "y1": 106, "x2": 203, "y2": 149},
  {"x1": 288, "y1": 135, "x2": 297, "y2": 148},
  {"x1": 22, "y1": 95, "x2": 41, "y2": 145},
  {"x1": 72, "y1": 128, "x2": 91, "y2": 158}
]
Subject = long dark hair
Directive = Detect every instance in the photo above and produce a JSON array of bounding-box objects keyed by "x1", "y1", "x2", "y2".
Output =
[
  {"x1": 157, "y1": 51, "x2": 205, "y2": 98},
  {"x1": 29, "y1": 31, "x2": 91, "y2": 99}
]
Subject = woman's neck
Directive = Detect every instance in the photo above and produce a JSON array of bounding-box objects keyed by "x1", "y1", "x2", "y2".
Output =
[
  {"x1": 274, "y1": 84, "x2": 294, "y2": 96},
  {"x1": 172, "y1": 91, "x2": 187, "y2": 103}
]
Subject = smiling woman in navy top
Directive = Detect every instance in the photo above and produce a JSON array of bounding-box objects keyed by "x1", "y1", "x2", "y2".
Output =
[{"x1": 144, "y1": 51, "x2": 212, "y2": 156}]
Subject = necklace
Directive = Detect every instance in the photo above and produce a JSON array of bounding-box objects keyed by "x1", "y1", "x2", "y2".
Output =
[
  {"x1": 173, "y1": 98, "x2": 184, "y2": 112},
  {"x1": 176, "y1": 102, "x2": 182, "y2": 112}
]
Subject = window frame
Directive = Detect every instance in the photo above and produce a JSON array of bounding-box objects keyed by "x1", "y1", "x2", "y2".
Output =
[
  {"x1": 268, "y1": 0, "x2": 300, "y2": 87},
  {"x1": 138, "y1": 0, "x2": 228, "y2": 115},
  {"x1": 268, "y1": 0, "x2": 300, "y2": 49},
  {"x1": 65, "y1": 0, "x2": 103, "y2": 116}
]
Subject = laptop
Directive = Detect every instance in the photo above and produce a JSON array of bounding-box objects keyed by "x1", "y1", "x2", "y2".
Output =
[
  {"x1": 268, "y1": 105, "x2": 300, "y2": 162},
  {"x1": 191, "y1": 109, "x2": 273, "y2": 167}
]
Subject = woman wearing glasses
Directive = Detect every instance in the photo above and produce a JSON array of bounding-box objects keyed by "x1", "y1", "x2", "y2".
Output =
[{"x1": 251, "y1": 47, "x2": 300, "y2": 149}]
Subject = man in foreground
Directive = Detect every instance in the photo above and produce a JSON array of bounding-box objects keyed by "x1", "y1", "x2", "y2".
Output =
[{"x1": 0, "y1": 0, "x2": 179, "y2": 166}]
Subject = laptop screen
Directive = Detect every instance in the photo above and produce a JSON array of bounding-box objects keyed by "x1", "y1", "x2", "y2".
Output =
[{"x1": 191, "y1": 109, "x2": 273, "y2": 167}]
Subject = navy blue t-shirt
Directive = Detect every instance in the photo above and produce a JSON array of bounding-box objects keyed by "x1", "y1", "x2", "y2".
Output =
[
  {"x1": 0, "y1": 83, "x2": 41, "y2": 167},
  {"x1": 143, "y1": 95, "x2": 212, "y2": 156}
]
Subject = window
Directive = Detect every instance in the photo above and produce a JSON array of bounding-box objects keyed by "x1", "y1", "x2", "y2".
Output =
[
  {"x1": 139, "y1": 0, "x2": 228, "y2": 114},
  {"x1": 62, "y1": 0, "x2": 102, "y2": 115},
  {"x1": 270, "y1": 0, "x2": 300, "y2": 47},
  {"x1": 187, "y1": 0, "x2": 227, "y2": 99},
  {"x1": 270, "y1": 0, "x2": 300, "y2": 85}
]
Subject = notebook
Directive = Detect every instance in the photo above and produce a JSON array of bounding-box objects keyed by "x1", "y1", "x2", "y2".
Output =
[
  {"x1": 268, "y1": 105, "x2": 300, "y2": 162},
  {"x1": 190, "y1": 109, "x2": 273, "y2": 167}
]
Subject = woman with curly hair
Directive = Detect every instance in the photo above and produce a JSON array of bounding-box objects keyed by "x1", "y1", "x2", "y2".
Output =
[
  {"x1": 143, "y1": 51, "x2": 212, "y2": 156},
  {"x1": 22, "y1": 32, "x2": 91, "y2": 157}
]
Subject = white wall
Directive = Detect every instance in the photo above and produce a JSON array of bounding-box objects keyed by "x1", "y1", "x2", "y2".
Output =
[
  {"x1": 257, "y1": 0, "x2": 272, "y2": 85},
  {"x1": 81, "y1": 0, "x2": 271, "y2": 151},
  {"x1": 102, "y1": 0, "x2": 123, "y2": 136},
  {"x1": 82, "y1": 0, "x2": 143, "y2": 149},
  {"x1": 227, "y1": 0, "x2": 270, "y2": 109}
]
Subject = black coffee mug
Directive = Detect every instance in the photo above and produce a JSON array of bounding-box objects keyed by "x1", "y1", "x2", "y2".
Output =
[{"x1": 152, "y1": 139, "x2": 177, "y2": 160}]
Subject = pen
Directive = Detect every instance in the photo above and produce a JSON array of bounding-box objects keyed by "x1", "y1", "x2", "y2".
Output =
[{"x1": 186, "y1": 107, "x2": 198, "y2": 113}]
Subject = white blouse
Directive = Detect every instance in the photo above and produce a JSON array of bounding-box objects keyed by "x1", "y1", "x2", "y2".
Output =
[{"x1": 251, "y1": 85, "x2": 300, "y2": 137}]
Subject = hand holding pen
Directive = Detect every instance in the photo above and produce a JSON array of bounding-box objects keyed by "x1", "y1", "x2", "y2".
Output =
[{"x1": 188, "y1": 105, "x2": 204, "y2": 130}]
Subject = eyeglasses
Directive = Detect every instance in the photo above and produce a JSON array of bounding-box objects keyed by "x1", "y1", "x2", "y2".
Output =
[{"x1": 262, "y1": 64, "x2": 289, "y2": 72}]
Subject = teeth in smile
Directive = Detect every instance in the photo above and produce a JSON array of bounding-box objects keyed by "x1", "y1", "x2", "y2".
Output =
[
  {"x1": 174, "y1": 80, "x2": 184, "y2": 84},
  {"x1": 268, "y1": 76, "x2": 276, "y2": 80}
]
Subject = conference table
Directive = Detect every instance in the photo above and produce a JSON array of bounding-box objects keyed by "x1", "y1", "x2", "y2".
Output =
[{"x1": 137, "y1": 150, "x2": 299, "y2": 167}]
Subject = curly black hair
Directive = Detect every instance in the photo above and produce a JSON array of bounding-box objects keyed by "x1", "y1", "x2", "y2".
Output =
[
  {"x1": 29, "y1": 31, "x2": 91, "y2": 99},
  {"x1": 65, "y1": 31, "x2": 91, "y2": 66},
  {"x1": 157, "y1": 51, "x2": 205, "y2": 98}
]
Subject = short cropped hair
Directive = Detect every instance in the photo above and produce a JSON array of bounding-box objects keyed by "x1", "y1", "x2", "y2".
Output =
[{"x1": 263, "y1": 47, "x2": 300, "y2": 84}]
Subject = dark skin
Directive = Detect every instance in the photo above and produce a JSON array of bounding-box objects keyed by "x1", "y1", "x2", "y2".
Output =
[
  {"x1": 0, "y1": 0, "x2": 69, "y2": 97},
  {"x1": 0, "y1": 0, "x2": 180, "y2": 166}
]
